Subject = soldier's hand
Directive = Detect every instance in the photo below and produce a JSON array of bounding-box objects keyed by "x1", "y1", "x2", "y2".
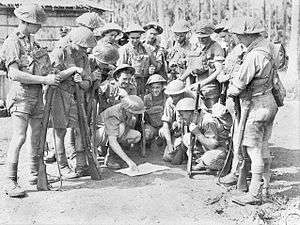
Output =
[
  {"x1": 128, "y1": 161, "x2": 139, "y2": 172},
  {"x1": 172, "y1": 121, "x2": 180, "y2": 130},
  {"x1": 73, "y1": 73, "x2": 83, "y2": 83},
  {"x1": 189, "y1": 122, "x2": 200, "y2": 135},
  {"x1": 44, "y1": 74, "x2": 61, "y2": 86},
  {"x1": 148, "y1": 65, "x2": 156, "y2": 75},
  {"x1": 74, "y1": 67, "x2": 83, "y2": 74}
]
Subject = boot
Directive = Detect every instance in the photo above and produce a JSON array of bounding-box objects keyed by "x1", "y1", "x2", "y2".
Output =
[
  {"x1": 220, "y1": 173, "x2": 238, "y2": 186},
  {"x1": 28, "y1": 174, "x2": 60, "y2": 185},
  {"x1": 5, "y1": 179, "x2": 26, "y2": 198},
  {"x1": 232, "y1": 173, "x2": 263, "y2": 206},
  {"x1": 60, "y1": 166, "x2": 78, "y2": 179},
  {"x1": 192, "y1": 161, "x2": 206, "y2": 171},
  {"x1": 75, "y1": 165, "x2": 90, "y2": 177},
  {"x1": 171, "y1": 145, "x2": 186, "y2": 165}
]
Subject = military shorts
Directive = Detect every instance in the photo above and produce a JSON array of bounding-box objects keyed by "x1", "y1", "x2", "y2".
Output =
[
  {"x1": 242, "y1": 93, "x2": 278, "y2": 157},
  {"x1": 51, "y1": 89, "x2": 78, "y2": 129},
  {"x1": 8, "y1": 89, "x2": 44, "y2": 119}
]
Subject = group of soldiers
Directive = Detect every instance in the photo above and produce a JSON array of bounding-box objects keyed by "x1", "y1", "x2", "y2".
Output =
[{"x1": 1, "y1": 3, "x2": 287, "y2": 207}]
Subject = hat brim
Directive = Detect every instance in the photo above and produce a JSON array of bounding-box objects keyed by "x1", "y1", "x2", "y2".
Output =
[
  {"x1": 127, "y1": 108, "x2": 145, "y2": 114},
  {"x1": 195, "y1": 33, "x2": 211, "y2": 38},
  {"x1": 113, "y1": 66, "x2": 135, "y2": 78},
  {"x1": 164, "y1": 88, "x2": 185, "y2": 95},
  {"x1": 173, "y1": 29, "x2": 190, "y2": 33},
  {"x1": 125, "y1": 30, "x2": 145, "y2": 35},
  {"x1": 14, "y1": 10, "x2": 44, "y2": 25},
  {"x1": 146, "y1": 80, "x2": 167, "y2": 86},
  {"x1": 143, "y1": 25, "x2": 163, "y2": 34}
]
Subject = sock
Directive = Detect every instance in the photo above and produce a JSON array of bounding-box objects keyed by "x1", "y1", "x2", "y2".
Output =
[{"x1": 7, "y1": 162, "x2": 18, "y2": 181}]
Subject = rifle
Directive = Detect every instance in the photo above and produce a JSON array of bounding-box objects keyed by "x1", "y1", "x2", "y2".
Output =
[
  {"x1": 219, "y1": 81, "x2": 229, "y2": 106},
  {"x1": 235, "y1": 98, "x2": 252, "y2": 192},
  {"x1": 37, "y1": 86, "x2": 55, "y2": 191},
  {"x1": 74, "y1": 82, "x2": 101, "y2": 180},
  {"x1": 187, "y1": 84, "x2": 201, "y2": 178},
  {"x1": 140, "y1": 112, "x2": 146, "y2": 157}
]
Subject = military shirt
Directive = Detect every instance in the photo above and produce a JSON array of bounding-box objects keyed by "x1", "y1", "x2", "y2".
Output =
[
  {"x1": 144, "y1": 92, "x2": 167, "y2": 128},
  {"x1": 101, "y1": 103, "x2": 131, "y2": 137},
  {"x1": 227, "y1": 37, "x2": 274, "y2": 98},
  {"x1": 2, "y1": 30, "x2": 51, "y2": 107},
  {"x1": 187, "y1": 40, "x2": 225, "y2": 98},
  {"x1": 118, "y1": 42, "x2": 151, "y2": 78},
  {"x1": 143, "y1": 40, "x2": 164, "y2": 74},
  {"x1": 223, "y1": 43, "x2": 245, "y2": 80},
  {"x1": 167, "y1": 40, "x2": 191, "y2": 77}
]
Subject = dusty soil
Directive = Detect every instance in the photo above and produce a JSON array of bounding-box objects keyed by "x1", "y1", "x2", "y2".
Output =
[{"x1": 0, "y1": 100, "x2": 299, "y2": 225}]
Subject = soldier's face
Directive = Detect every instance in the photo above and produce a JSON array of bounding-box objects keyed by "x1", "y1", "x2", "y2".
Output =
[
  {"x1": 150, "y1": 83, "x2": 163, "y2": 97},
  {"x1": 128, "y1": 32, "x2": 142, "y2": 46},
  {"x1": 104, "y1": 31, "x2": 119, "y2": 43},
  {"x1": 174, "y1": 32, "x2": 187, "y2": 43},
  {"x1": 198, "y1": 36, "x2": 211, "y2": 45},
  {"x1": 117, "y1": 71, "x2": 131, "y2": 89},
  {"x1": 179, "y1": 111, "x2": 193, "y2": 124},
  {"x1": 146, "y1": 29, "x2": 158, "y2": 42},
  {"x1": 26, "y1": 22, "x2": 41, "y2": 34}
]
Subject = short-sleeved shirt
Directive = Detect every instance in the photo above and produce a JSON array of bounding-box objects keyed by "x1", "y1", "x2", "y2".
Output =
[
  {"x1": 187, "y1": 40, "x2": 225, "y2": 98},
  {"x1": 101, "y1": 103, "x2": 131, "y2": 137},
  {"x1": 144, "y1": 92, "x2": 167, "y2": 128},
  {"x1": 196, "y1": 111, "x2": 232, "y2": 151},
  {"x1": 118, "y1": 42, "x2": 151, "y2": 78},
  {"x1": 143, "y1": 41, "x2": 164, "y2": 73},
  {"x1": 1, "y1": 30, "x2": 50, "y2": 107}
]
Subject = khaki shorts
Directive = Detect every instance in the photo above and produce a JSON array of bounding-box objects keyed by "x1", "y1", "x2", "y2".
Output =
[
  {"x1": 242, "y1": 93, "x2": 278, "y2": 157},
  {"x1": 9, "y1": 93, "x2": 44, "y2": 119}
]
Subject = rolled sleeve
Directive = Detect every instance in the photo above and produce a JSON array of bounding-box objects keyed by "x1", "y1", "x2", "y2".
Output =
[
  {"x1": 104, "y1": 116, "x2": 120, "y2": 137},
  {"x1": 161, "y1": 98, "x2": 175, "y2": 123}
]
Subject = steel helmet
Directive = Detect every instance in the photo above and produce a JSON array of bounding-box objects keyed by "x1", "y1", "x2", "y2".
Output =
[
  {"x1": 94, "y1": 23, "x2": 122, "y2": 37},
  {"x1": 76, "y1": 12, "x2": 103, "y2": 30},
  {"x1": 194, "y1": 20, "x2": 215, "y2": 37},
  {"x1": 69, "y1": 27, "x2": 97, "y2": 48},
  {"x1": 121, "y1": 95, "x2": 145, "y2": 114},
  {"x1": 172, "y1": 20, "x2": 190, "y2": 33},
  {"x1": 92, "y1": 43, "x2": 119, "y2": 65},
  {"x1": 175, "y1": 98, "x2": 195, "y2": 111},
  {"x1": 229, "y1": 17, "x2": 265, "y2": 34},
  {"x1": 125, "y1": 23, "x2": 145, "y2": 35},
  {"x1": 164, "y1": 80, "x2": 185, "y2": 95},
  {"x1": 112, "y1": 64, "x2": 135, "y2": 79},
  {"x1": 14, "y1": 3, "x2": 47, "y2": 25},
  {"x1": 146, "y1": 74, "x2": 167, "y2": 86},
  {"x1": 143, "y1": 22, "x2": 163, "y2": 35}
]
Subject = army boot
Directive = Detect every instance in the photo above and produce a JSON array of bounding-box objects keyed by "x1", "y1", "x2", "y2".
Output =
[
  {"x1": 219, "y1": 173, "x2": 238, "y2": 186},
  {"x1": 232, "y1": 173, "x2": 263, "y2": 206},
  {"x1": 5, "y1": 178, "x2": 26, "y2": 198}
]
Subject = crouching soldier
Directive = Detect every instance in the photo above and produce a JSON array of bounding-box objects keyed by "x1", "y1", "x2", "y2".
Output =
[
  {"x1": 95, "y1": 95, "x2": 145, "y2": 171},
  {"x1": 144, "y1": 74, "x2": 167, "y2": 145},
  {"x1": 159, "y1": 80, "x2": 194, "y2": 164},
  {"x1": 176, "y1": 99, "x2": 232, "y2": 171}
]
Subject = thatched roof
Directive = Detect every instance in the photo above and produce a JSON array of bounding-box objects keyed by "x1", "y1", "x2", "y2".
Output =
[{"x1": 0, "y1": 0, "x2": 112, "y2": 12}]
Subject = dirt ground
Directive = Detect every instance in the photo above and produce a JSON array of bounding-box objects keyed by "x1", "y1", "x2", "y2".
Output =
[{"x1": 0, "y1": 100, "x2": 299, "y2": 225}]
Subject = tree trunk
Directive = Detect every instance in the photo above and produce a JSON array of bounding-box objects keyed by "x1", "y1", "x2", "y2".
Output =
[{"x1": 286, "y1": 0, "x2": 300, "y2": 97}]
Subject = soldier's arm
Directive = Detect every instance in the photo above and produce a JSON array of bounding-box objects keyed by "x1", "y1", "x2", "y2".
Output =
[
  {"x1": 117, "y1": 46, "x2": 128, "y2": 65},
  {"x1": 191, "y1": 122, "x2": 219, "y2": 149},
  {"x1": 8, "y1": 63, "x2": 60, "y2": 85},
  {"x1": 107, "y1": 135, "x2": 137, "y2": 168}
]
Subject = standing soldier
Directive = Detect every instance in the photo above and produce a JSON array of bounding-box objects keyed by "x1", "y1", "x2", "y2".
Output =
[
  {"x1": 50, "y1": 26, "x2": 96, "y2": 178},
  {"x1": 118, "y1": 23, "x2": 157, "y2": 96},
  {"x1": 94, "y1": 22, "x2": 122, "y2": 47},
  {"x1": 143, "y1": 22, "x2": 165, "y2": 77},
  {"x1": 144, "y1": 74, "x2": 167, "y2": 145},
  {"x1": 181, "y1": 21, "x2": 225, "y2": 111},
  {"x1": 1, "y1": 3, "x2": 62, "y2": 197},
  {"x1": 166, "y1": 20, "x2": 191, "y2": 81},
  {"x1": 227, "y1": 17, "x2": 279, "y2": 205}
]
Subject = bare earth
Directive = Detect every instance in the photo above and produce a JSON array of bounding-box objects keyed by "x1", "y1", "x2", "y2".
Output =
[{"x1": 0, "y1": 100, "x2": 299, "y2": 225}]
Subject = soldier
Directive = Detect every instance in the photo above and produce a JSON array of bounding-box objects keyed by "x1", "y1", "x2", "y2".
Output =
[
  {"x1": 118, "y1": 23, "x2": 157, "y2": 96},
  {"x1": 159, "y1": 80, "x2": 194, "y2": 164},
  {"x1": 50, "y1": 26, "x2": 96, "y2": 178},
  {"x1": 95, "y1": 95, "x2": 145, "y2": 171},
  {"x1": 175, "y1": 99, "x2": 232, "y2": 171},
  {"x1": 94, "y1": 22, "x2": 122, "y2": 47},
  {"x1": 75, "y1": 12, "x2": 103, "y2": 32},
  {"x1": 166, "y1": 20, "x2": 191, "y2": 81},
  {"x1": 1, "y1": 3, "x2": 62, "y2": 197},
  {"x1": 181, "y1": 21, "x2": 225, "y2": 111},
  {"x1": 144, "y1": 74, "x2": 167, "y2": 144},
  {"x1": 143, "y1": 22, "x2": 165, "y2": 77},
  {"x1": 227, "y1": 17, "x2": 279, "y2": 205}
]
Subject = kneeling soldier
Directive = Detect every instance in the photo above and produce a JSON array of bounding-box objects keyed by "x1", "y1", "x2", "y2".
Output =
[
  {"x1": 176, "y1": 98, "x2": 232, "y2": 171},
  {"x1": 95, "y1": 95, "x2": 145, "y2": 171},
  {"x1": 144, "y1": 74, "x2": 167, "y2": 145}
]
